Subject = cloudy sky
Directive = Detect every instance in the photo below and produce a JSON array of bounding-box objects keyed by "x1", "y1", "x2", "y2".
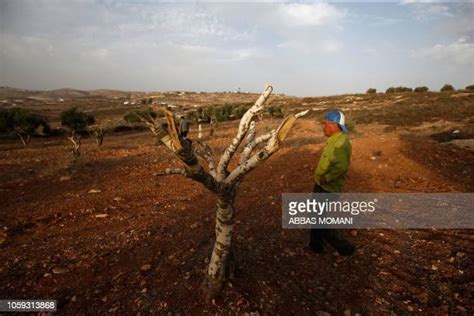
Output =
[{"x1": 0, "y1": 0, "x2": 473, "y2": 96}]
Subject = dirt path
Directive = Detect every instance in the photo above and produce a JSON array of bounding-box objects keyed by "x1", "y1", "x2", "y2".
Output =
[{"x1": 0, "y1": 119, "x2": 472, "y2": 315}]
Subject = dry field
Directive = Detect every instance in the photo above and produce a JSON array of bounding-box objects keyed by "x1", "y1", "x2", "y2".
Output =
[{"x1": 0, "y1": 90, "x2": 473, "y2": 315}]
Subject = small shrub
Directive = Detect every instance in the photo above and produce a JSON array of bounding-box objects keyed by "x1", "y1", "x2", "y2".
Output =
[
  {"x1": 268, "y1": 105, "x2": 283, "y2": 118},
  {"x1": 233, "y1": 106, "x2": 250, "y2": 119},
  {"x1": 185, "y1": 110, "x2": 198, "y2": 122},
  {"x1": 205, "y1": 107, "x2": 214, "y2": 119},
  {"x1": 465, "y1": 85, "x2": 474, "y2": 91},
  {"x1": 414, "y1": 86, "x2": 429, "y2": 92},
  {"x1": 440, "y1": 84, "x2": 455, "y2": 92},
  {"x1": 222, "y1": 104, "x2": 233, "y2": 121},
  {"x1": 214, "y1": 107, "x2": 224, "y2": 122},
  {"x1": 366, "y1": 88, "x2": 376, "y2": 94},
  {"x1": 196, "y1": 108, "x2": 204, "y2": 117},
  {"x1": 394, "y1": 86, "x2": 412, "y2": 93},
  {"x1": 386, "y1": 87, "x2": 395, "y2": 93}
]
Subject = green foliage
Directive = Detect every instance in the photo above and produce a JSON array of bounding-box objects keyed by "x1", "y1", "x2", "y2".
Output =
[
  {"x1": 123, "y1": 107, "x2": 163, "y2": 124},
  {"x1": 440, "y1": 84, "x2": 455, "y2": 92},
  {"x1": 366, "y1": 88, "x2": 377, "y2": 94},
  {"x1": 207, "y1": 103, "x2": 253, "y2": 122},
  {"x1": 0, "y1": 107, "x2": 49, "y2": 135},
  {"x1": 386, "y1": 86, "x2": 412, "y2": 93},
  {"x1": 414, "y1": 86, "x2": 429, "y2": 92},
  {"x1": 222, "y1": 104, "x2": 233, "y2": 121},
  {"x1": 394, "y1": 86, "x2": 412, "y2": 92},
  {"x1": 267, "y1": 105, "x2": 283, "y2": 118},
  {"x1": 214, "y1": 107, "x2": 224, "y2": 122},
  {"x1": 465, "y1": 85, "x2": 474, "y2": 91},
  {"x1": 205, "y1": 106, "x2": 214, "y2": 119},
  {"x1": 0, "y1": 109, "x2": 11, "y2": 133},
  {"x1": 60, "y1": 107, "x2": 95, "y2": 132},
  {"x1": 185, "y1": 110, "x2": 198, "y2": 122},
  {"x1": 233, "y1": 105, "x2": 250, "y2": 119},
  {"x1": 196, "y1": 108, "x2": 203, "y2": 117}
]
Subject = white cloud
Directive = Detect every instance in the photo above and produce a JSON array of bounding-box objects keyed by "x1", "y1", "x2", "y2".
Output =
[
  {"x1": 322, "y1": 39, "x2": 342, "y2": 53},
  {"x1": 278, "y1": 3, "x2": 345, "y2": 27},
  {"x1": 414, "y1": 37, "x2": 474, "y2": 65},
  {"x1": 400, "y1": 1, "x2": 453, "y2": 20}
]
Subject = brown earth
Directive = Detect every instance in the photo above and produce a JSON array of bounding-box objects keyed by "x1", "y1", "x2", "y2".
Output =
[{"x1": 0, "y1": 110, "x2": 473, "y2": 315}]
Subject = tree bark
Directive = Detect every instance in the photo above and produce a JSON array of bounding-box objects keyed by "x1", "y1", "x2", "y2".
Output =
[
  {"x1": 202, "y1": 195, "x2": 235, "y2": 300},
  {"x1": 68, "y1": 131, "x2": 81, "y2": 162}
]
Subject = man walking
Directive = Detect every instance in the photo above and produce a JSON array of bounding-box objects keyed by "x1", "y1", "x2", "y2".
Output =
[{"x1": 310, "y1": 110, "x2": 355, "y2": 256}]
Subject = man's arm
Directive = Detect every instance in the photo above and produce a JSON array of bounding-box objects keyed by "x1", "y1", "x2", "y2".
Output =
[
  {"x1": 323, "y1": 146, "x2": 349, "y2": 182},
  {"x1": 314, "y1": 152, "x2": 331, "y2": 184}
]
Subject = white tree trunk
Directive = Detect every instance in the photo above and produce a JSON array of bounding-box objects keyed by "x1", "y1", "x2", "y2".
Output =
[
  {"x1": 198, "y1": 124, "x2": 202, "y2": 139},
  {"x1": 203, "y1": 196, "x2": 235, "y2": 298}
]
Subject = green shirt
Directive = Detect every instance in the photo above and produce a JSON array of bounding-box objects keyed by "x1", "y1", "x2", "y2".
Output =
[{"x1": 314, "y1": 132, "x2": 352, "y2": 193}]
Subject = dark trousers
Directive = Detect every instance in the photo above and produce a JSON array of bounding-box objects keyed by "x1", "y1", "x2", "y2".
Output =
[{"x1": 309, "y1": 184, "x2": 355, "y2": 255}]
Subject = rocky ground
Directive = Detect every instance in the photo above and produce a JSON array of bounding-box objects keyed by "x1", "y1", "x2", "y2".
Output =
[
  {"x1": 0, "y1": 92, "x2": 474, "y2": 315},
  {"x1": 0, "y1": 92, "x2": 473, "y2": 315}
]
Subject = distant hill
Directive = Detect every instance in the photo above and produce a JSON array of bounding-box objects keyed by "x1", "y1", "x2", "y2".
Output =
[
  {"x1": 0, "y1": 86, "x2": 143, "y2": 99},
  {"x1": 37, "y1": 88, "x2": 91, "y2": 99},
  {"x1": 0, "y1": 87, "x2": 40, "y2": 98}
]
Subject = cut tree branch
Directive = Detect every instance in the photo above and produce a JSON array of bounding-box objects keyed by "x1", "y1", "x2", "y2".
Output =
[
  {"x1": 196, "y1": 140, "x2": 217, "y2": 178},
  {"x1": 225, "y1": 110, "x2": 309, "y2": 185},
  {"x1": 216, "y1": 84, "x2": 273, "y2": 181},
  {"x1": 239, "y1": 121, "x2": 256, "y2": 165}
]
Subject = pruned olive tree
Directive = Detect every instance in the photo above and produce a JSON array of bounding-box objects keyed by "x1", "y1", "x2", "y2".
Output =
[
  {"x1": 60, "y1": 107, "x2": 95, "y2": 161},
  {"x1": 138, "y1": 85, "x2": 308, "y2": 299}
]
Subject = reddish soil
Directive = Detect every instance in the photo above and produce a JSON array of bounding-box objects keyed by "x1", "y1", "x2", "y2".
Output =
[{"x1": 0, "y1": 118, "x2": 473, "y2": 315}]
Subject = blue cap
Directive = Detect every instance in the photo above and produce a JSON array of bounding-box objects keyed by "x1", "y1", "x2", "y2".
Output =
[{"x1": 324, "y1": 111, "x2": 348, "y2": 133}]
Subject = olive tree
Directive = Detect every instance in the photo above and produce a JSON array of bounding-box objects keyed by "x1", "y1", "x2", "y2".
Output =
[
  {"x1": 60, "y1": 107, "x2": 95, "y2": 160},
  {"x1": 440, "y1": 84, "x2": 455, "y2": 92},
  {"x1": 137, "y1": 85, "x2": 308, "y2": 299},
  {"x1": 0, "y1": 108, "x2": 49, "y2": 147}
]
